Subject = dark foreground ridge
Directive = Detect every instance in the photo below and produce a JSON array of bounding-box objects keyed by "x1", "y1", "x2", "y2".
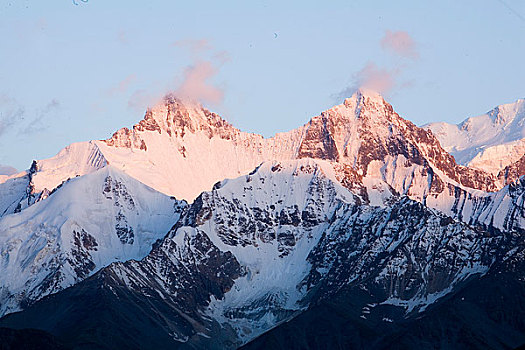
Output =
[
  {"x1": 0, "y1": 327, "x2": 68, "y2": 350},
  {"x1": 241, "y1": 268, "x2": 525, "y2": 350}
]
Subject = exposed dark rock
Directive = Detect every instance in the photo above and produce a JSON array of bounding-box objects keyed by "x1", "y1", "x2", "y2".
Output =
[{"x1": 499, "y1": 154, "x2": 525, "y2": 185}]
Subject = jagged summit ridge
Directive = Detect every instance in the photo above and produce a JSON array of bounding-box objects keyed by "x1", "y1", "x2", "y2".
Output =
[
  {"x1": 0, "y1": 89, "x2": 504, "y2": 217},
  {"x1": 0, "y1": 92, "x2": 525, "y2": 349},
  {"x1": 485, "y1": 97, "x2": 525, "y2": 125},
  {"x1": 106, "y1": 88, "x2": 397, "y2": 155},
  {"x1": 105, "y1": 93, "x2": 241, "y2": 150}
]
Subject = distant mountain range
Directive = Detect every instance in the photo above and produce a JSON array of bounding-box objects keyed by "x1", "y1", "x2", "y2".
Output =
[
  {"x1": 425, "y1": 98, "x2": 525, "y2": 181},
  {"x1": 0, "y1": 89, "x2": 524, "y2": 349}
]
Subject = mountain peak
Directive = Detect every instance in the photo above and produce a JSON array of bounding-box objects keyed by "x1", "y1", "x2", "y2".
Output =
[
  {"x1": 426, "y1": 97, "x2": 525, "y2": 174},
  {"x1": 339, "y1": 88, "x2": 389, "y2": 114},
  {"x1": 355, "y1": 87, "x2": 385, "y2": 101},
  {"x1": 104, "y1": 93, "x2": 238, "y2": 151},
  {"x1": 486, "y1": 97, "x2": 525, "y2": 125}
]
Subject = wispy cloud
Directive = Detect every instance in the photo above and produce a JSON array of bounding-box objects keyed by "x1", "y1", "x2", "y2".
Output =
[
  {"x1": 335, "y1": 29, "x2": 418, "y2": 100},
  {"x1": 334, "y1": 63, "x2": 399, "y2": 100},
  {"x1": 381, "y1": 30, "x2": 419, "y2": 59},
  {"x1": 174, "y1": 61, "x2": 224, "y2": 105},
  {"x1": 171, "y1": 39, "x2": 226, "y2": 106},
  {"x1": 0, "y1": 108, "x2": 24, "y2": 137},
  {"x1": 0, "y1": 94, "x2": 24, "y2": 137},
  {"x1": 18, "y1": 99, "x2": 61, "y2": 135},
  {"x1": 0, "y1": 95, "x2": 61, "y2": 138},
  {"x1": 126, "y1": 39, "x2": 227, "y2": 111},
  {"x1": 43, "y1": 99, "x2": 60, "y2": 113}
]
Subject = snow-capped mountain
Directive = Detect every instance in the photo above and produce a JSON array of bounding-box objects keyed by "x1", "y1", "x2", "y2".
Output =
[
  {"x1": 425, "y1": 98, "x2": 525, "y2": 176},
  {"x1": 0, "y1": 90, "x2": 524, "y2": 349},
  {"x1": 1, "y1": 159, "x2": 523, "y2": 349},
  {"x1": 5, "y1": 89, "x2": 500, "y2": 217},
  {"x1": 0, "y1": 166, "x2": 184, "y2": 316}
]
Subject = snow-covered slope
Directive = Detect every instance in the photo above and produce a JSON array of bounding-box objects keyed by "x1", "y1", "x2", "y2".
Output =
[
  {"x1": 3, "y1": 158, "x2": 519, "y2": 349},
  {"x1": 18, "y1": 97, "x2": 304, "y2": 202},
  {"x1": 112, "y1": 159, "x2": 515, "y2": 345},
  {"x1": 30, "y1": 141, "x2": 107, "y2": 195},
  {"x1": 429, "y1": 174, "x2": 525, "y2": 232},
  {"x1": 1, "y1": 89, "x2": 516, "y2": 319},
  {"x1": 111, "y1": 158, "x2": 358, "y2": 343},
  {"x1": 1, "y1": 91, "x2": 524, "y2": 349},
  {"x1": 0, "y1": 142, "x2": 107, "y2": 219},
  {"x1": 425, "y1": 98, "x2": 525, "y2": 175},
  {"x1": 0, "y1": 166, "x2": 184, "y2": 316},
  {"x1": 200, "y1": 160, "x2": 497, "y2": 344},
  {"x1": 19, "y1": 90, "x2": 500, "y2": 215},
  {"x1": 95, "y1": 99, "x2": 305, "y2": 200},
  {"x1": 0, "y1": 171, "x2": 30, "y2": 217}
]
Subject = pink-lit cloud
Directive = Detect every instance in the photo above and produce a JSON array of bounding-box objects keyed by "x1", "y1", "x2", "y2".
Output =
[
  {"x1": 334, "y1": 29, "x2": 419, "y2": 100},
  {"x1": 174, "y1": 61, "x2": 224, "y2": 105},
  {"x1": 170, "y1": 39, "x2": 226, "y2": 106},
  {"x1": 381, "y1": 30, "x2": 419, "y2": 59},
  {"x1": 125, "y1": 39, "x2": 226, "y2": 111},
  {"x1": 335, "y1": 62, "x2": 399, "y2": 100},
  {"x1": 354, "y1": 63, "x2": 398, "y2": 93}
]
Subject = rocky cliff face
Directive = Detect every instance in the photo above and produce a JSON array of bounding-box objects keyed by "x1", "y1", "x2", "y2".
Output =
[{"x1": 499, "y1": 153, "x2": 525, "y2": 185}]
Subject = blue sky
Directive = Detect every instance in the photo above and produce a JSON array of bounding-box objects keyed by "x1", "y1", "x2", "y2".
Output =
[{"x1": 1, "y1": 0, "x2": 524, "y2": 170}]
